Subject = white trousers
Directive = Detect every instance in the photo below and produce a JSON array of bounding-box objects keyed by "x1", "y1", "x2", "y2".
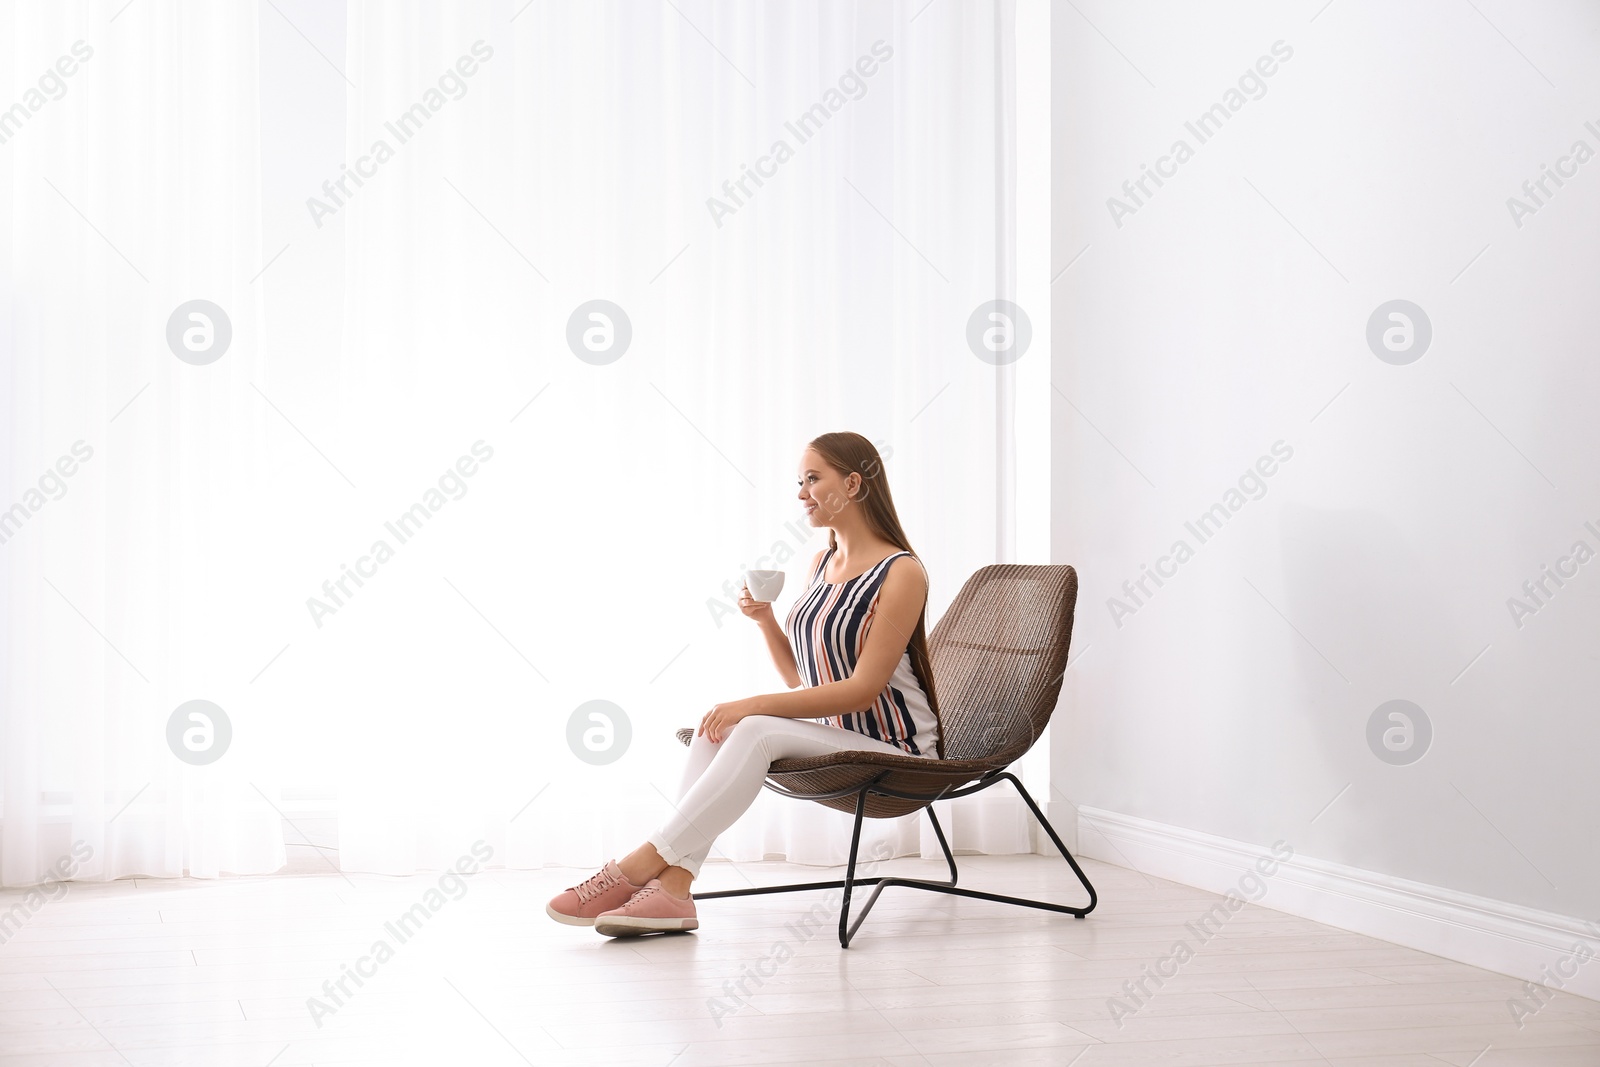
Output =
[{"x1": 646, "y1": 714, "x2": 934, "y2": 879}]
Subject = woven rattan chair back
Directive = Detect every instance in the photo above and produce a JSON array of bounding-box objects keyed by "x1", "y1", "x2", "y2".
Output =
[{"x1": 927, "y1": 563, "x2": 1078, "y2": 766}]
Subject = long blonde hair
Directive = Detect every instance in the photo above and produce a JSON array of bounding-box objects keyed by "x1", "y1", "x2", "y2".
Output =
[{"x1": 808, "y1": 432, "x2": 945, "y2": 759}]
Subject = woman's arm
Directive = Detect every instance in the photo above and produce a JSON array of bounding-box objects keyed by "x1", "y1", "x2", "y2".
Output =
[
  {"x1": 742, "y1": 548, "x2": 822, "y2": 689},
  {"x1": 759, "y1": 615, "x2": 803, "y2": 690},
  {"x1": 746, "y1": 555, "x2": 928, "y2": 720}
]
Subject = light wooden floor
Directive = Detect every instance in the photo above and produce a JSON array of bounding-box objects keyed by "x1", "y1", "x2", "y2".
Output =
[{"x1": 1, "y1": 854, "x2": 1597, "y2": 1066}]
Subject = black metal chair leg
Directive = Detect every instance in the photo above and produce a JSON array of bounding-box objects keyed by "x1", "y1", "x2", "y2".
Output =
[
  {"x1": 834, "y1": 784, "x2": 959, "y2": 947},
  {"x1": 692, "y1": 771, "x2": 1097, "y2": 947},
  {"x1": 836, "y1": 780, "x2": 870, "y2": 947},
  {"x1": 925, "y1": 803, "x2": 958, "y2": 887},
  {"x1": 995, "y1": 771, "x2": 1098, "y2": 917}
]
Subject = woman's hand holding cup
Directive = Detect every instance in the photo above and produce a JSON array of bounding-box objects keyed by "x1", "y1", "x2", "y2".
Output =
[
  {"x1": 737, "y1": 582, "x2": 775, "y2": 624},
  {"x1": 737, "y1": 568, "x2": 785, "y2": 623}
]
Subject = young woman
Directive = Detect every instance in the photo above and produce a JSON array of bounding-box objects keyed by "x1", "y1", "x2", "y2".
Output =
[{"x1": 546, "y1": 431, "x2": 945, "y2": 936}]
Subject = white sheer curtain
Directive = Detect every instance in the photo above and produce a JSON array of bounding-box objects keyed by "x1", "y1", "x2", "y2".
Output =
[
  {"x1": 1, "y1": 0, "x2": 284, "y2": 886},
  {"x1": 1, "y1": 0, "x2": 1034, "y2": 886}
]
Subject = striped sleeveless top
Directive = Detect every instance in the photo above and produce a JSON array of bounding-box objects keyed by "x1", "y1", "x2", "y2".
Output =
[{"x1": 785, "y1": 544, "x2": 942, "y2": 759}]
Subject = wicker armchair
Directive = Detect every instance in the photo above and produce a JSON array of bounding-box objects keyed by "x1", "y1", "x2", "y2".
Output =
[{"x1": 674, "y1": 563, "x2": 1097, "y2": 947}]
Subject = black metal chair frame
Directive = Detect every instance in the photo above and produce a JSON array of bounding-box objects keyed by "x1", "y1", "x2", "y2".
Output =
[{"x1": 692, "y1": 765, "x2": 1098, "y2": 948}]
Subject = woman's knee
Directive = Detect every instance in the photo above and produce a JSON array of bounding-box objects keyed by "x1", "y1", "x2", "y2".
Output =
[
  {"x1": 738, "y1": 714, "x2": 831, "y2": 761},
  {"x1": 736, "y1": 714, "x2": 806, "y2": 741},
  {"x1": 737, "y1": 714, "x2": 791, "y2": 731},
  {"x1": 688, "y1": 718, "x2": 753, "y2": 756},
  {"x1": 713, "y1": 714, "x2": 788, "y2": 757}
]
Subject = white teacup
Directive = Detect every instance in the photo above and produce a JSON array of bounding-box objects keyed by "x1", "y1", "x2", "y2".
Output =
[{"x1": 743, "y1": 569, "x2": 786, "y2": 603}]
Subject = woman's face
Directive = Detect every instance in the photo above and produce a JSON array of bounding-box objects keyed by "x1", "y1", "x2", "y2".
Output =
[{"x1": 796, "y1": 448, "x2": 857, "y2": 525}]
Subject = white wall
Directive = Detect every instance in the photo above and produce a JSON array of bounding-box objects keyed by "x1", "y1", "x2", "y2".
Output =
[{"x1": 1050, "y1": 0, "x2": 1599, "y2": 974}]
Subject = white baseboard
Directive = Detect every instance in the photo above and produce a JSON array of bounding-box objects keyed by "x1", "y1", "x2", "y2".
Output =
[{"x1": 1075, "y1": 805, "x2": 1600, "y2": 1003}]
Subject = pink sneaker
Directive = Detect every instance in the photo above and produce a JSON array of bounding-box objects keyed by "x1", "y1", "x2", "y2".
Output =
[
  {"x1": 593, "y1": 878, "x2": 698, "y2": 937},
  {"x1": 545, "y1": 860, "x2": 647, "y2": 926}
]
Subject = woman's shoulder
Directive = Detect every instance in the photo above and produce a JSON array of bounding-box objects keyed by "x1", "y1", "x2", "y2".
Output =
[
  {"x1": 882, "y1": 551, "x2": 927, "y2": 582},
  {"x1": 875, "y1": 553, "x2": 929, "y2": 604}
]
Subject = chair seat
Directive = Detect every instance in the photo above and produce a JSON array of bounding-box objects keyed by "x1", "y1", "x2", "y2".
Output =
[{"x1": 675, "y1": 725, "x2": 998, "y2": 818}]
